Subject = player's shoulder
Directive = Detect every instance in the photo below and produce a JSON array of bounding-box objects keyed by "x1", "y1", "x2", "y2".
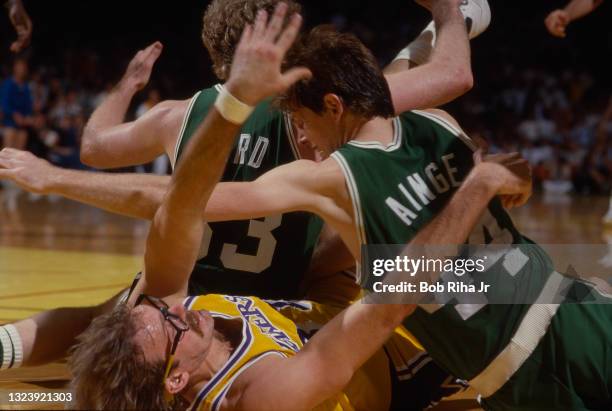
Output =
[
  {"x1": 222, "y1": 352, "x2": 286, "y2": 411},
  {"x1": 404, "y1": 109, "x2": 464, "y2": 136},
  {"x1": 147, "y1": 98, "x2": 191, "y2": 121},
  {"x1": 290, "y1": 158, "x2": 343, "y2": 180}
]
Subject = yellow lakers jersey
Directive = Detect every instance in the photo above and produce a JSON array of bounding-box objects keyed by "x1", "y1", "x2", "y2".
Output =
[
  {"x1": 184, "y1": 294, "x2": 423, "y2": 411},
  {"x1": 185, "y1": 294, "x2": 358, "y2": 411}
]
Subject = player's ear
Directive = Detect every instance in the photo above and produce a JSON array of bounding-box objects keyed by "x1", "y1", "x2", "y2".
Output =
[
  {"x1": 165, "y1": 370, "x2": 189, "y2": 395},
  {"x1": 323, "y1": 93, "x2": 344, "y2": 121}
]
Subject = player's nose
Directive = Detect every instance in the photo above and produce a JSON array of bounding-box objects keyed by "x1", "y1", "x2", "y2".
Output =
[{"x1": 168, "y1": 303, "x2": 187, "y2": 320}]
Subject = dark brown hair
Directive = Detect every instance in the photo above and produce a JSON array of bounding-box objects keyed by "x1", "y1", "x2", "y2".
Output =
[
  {"x1": 280, "y1": 25, "x2": 394, "y2": 119},
  {"x1": 202, "y1": 0, "x2": 302, "y2": 80},
  {"x1": 69, "y1": 304, "x2": 184, "y2": 410}
]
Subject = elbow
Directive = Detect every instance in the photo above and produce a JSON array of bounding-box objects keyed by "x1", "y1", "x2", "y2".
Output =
[
  {"x1": 79, "y1": 144, "x2": 99, "y2": 167},
  {"x1": 79, "y1": 138, "x2": 109, "y2": 168},
  {"x1": 451, "y1": 67, "x2": 474, "y2": 96},
  {"x1": 79, "y1": 127, "x2": 104, "y2": 167}
]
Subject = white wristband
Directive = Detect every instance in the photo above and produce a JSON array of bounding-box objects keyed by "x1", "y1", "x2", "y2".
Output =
[
  {"x1": 214, "y1": 85, "x2": 254, "y2": 125},
  {"x1": 1, "y1": 324, "x2": 23, "y2": 369}
]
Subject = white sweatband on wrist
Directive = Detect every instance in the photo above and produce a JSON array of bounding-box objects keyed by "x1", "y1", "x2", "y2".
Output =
[
  {"x1": 394, "y1": 21, "x2": 436, "y2": 66},
  {"x1": 214, "y1": 85, "x2": 254, "y2": 125},
  {"x1": 1, "y1": 324, "x2": 24, "y2": 369}
]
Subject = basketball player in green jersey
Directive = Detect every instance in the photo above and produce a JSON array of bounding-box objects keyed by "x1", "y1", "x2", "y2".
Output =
[
  {"x1": 253, "y1": 28, "x2": 610, "y2": 409},
  {"x1": 77, "y1": 0, "x2": 483, "y2": 301},
  {"x1": 57, "y1": 26, "x2": 608, "y2": 409}
]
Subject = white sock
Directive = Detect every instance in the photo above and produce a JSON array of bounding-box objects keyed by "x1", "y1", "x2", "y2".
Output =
[
  {"x1": 394, "y1": 21, "x2": 436, "y2": 66},
  {"x1": 394, "y1": 0, "x2": 491, "y2": 65},
  {"x1": 0, "y1": 325, "x2": 24, "y2": 370}
]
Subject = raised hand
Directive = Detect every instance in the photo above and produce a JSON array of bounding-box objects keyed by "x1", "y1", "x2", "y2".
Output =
[
  {"x1": 545, "y1": 9, "x2": 570, "y2": 37},
  {"x1": 119, "y1": 41, "x2": 164, "y2": 92},
  {"x1": 225, "y1": 2, "x2": 311, "y2": 106},
  {"x1": 474, "y1": 150, "x2": 533, "y2": 209},
  {"x1": 7, "y1": 0, "x2": 32, "y2": 53},
  {"x1": 0, "y1": 148, "x2": 55, "y2": 194}
]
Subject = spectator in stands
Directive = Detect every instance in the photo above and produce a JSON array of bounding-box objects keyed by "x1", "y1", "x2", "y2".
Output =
[
  {"x1": 135, "y1": 88, "x2": 169, "y2": 175},
  {"x1": 1, "y1": 58, "x2": 33, "y2": 150}
]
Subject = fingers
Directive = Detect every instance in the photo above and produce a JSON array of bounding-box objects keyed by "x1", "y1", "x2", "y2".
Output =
[
  {"x1": 10, "y1": 27, "x2": 31, "y2": 53},
  {"x1": 143, "y1": 42, "x2": 163, "y2": 66},
  {"x1": 252, "y1": 9, "x2": 268, "y2": 40},
  {"x1": 239, "y1": 24, "x2": 253, "y2": 47},
  {"x1": 264, "y1": 2, "x2": 288, "y2": 42},
  {"x1": 0, "y1": 147, "x2": 25, "y2": 157},
  {"x1": 281, "y1": 67, "x2": 312, "y2": 88},
  {"x1": 276, "y1": 13, "x2": 303, "y2": 53},
  {"x1": 0, "y1": 157, "x2": 15, "y2": 169},
  {"x1": 144, "y1": 41, "x2": 163, "y2": 60}
]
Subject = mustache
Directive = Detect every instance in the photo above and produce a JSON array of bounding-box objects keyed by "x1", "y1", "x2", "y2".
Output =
[{"x1": 186, "y1": 311, "x2": 204, "y2": 337}]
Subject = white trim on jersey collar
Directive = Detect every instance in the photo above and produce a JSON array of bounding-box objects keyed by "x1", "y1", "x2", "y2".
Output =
[{"x1": 347, "y1": 117, "x2": 402, "y2": 151}]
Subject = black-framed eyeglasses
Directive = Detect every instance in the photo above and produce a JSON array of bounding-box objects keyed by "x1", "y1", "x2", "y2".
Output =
[{"x1": 135, "y1": 294, "x2": 189, "y2": 382}]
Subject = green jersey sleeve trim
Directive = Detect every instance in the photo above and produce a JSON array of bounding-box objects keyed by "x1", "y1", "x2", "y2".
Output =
[
  {"x1": 347, "y1": 117, "x2": 403, "y2": 151},
  {"x1": 172, "y1": 90, "x2": 203, "y2": 169},
  {"x1": 411, "y1": 110, "x2": 478, "y2": 152}
]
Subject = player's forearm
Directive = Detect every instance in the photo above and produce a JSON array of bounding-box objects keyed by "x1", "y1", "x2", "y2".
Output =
[
  {"x1": 564, "y1": 0, "x2": 603, "y2": 21},
  {"x1": 42, "y1": 167, "x2": 269, "y2": 223},
  {"x1": 165, "y1": 110, "x2": 240, "y2": 212},
  {"x1": 144, "y1": 109, "x2": 240, "y2": 295},
  {"x1": 428, "y1": 0, "x2": 473, "y2": 99},
  {"x1": 46, "y1": 168, "x2": 168, "y2": 220},
  {"x1": 81, "y1": 83, "x2": 137, "y2": 161},
  {"x1": 292, "y1": 301, "x2": 414, "y2": 409},
  {"x1": 387, "y1": 1, "x2": 472, "y2": 112},
  {"x1": 410, "y1": 163, "x2": 498, "y2": 246},
  {"x1": 376, "y1": 164, "x2": 500, "y2": 305}
]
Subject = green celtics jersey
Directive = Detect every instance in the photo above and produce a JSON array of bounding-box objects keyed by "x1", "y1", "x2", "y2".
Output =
[
  {"x1": 331, "y1": 110, "x2": 553, "y2": 381},
  {"x1": 174, "y1": 85, "x2": 322, "y2": 299}
]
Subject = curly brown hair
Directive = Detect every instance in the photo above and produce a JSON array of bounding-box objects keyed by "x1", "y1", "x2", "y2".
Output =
[
  {"x1": 202, "y1": 0, "x2": 302, "y2": 80},
  {"x1": 280, "y1": 25, "x2": 394, "y2": 119},
  {"x1": 68, "y1": 304, "x2": 185, "y2": 411}
]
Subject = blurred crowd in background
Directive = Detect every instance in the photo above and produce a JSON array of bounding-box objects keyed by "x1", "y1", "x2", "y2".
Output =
[{"x1": 0, "y1": 0, "x2": 610, "y2": 196}]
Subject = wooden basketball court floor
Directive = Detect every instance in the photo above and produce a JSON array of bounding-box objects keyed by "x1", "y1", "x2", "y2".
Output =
[{"x1": 0, "y1": 191, "x2": 609, "y2": 410}]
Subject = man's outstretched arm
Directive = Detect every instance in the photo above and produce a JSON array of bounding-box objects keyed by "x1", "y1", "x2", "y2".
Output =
[
  {"x1": 6, "y1": 0, "x2": 31, "y2": 53},
  {"x1": 385, "y1": 0, "x2": 475, "y2": 113},
  {"x1": 545, "y1": 0, "x2": 604, "y2": 37},
  {"x1": 0, "y1": 149, "x2": 322, "y2": 223},
  {"x1": 79, "y1": 42, "x2": 186, "y2": 168}
]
